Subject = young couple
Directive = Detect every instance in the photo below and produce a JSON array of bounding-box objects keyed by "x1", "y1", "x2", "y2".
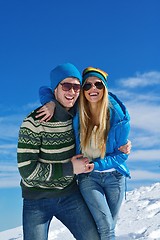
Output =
[{"x1": 17, "y1": 63, "x2": 131, "y2": 240}]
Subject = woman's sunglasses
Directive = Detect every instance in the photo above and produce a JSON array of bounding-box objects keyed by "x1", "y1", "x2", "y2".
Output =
[
  {"x1": 83, "y1": 81, "x2": 104, "y2": 91},
  {"x1": 60, "y1": 82, "x2": 81, "y2": 92}
]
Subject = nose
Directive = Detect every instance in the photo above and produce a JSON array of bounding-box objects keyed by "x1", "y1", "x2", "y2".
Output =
[
  {"x1": 92, "y1": 84, "x2": 96, "y2": 89},
  {"x1": 68, "y1": 87, "x2": 75, "y2": 93}
]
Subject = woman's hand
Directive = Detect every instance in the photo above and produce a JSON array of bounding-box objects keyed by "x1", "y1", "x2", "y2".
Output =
[
  {"x1": 118, "y1": 140, "x2": 132, "y2": 154},
  {"x1": 35, "y1": 102, "x2": 55, "y2": 122}
]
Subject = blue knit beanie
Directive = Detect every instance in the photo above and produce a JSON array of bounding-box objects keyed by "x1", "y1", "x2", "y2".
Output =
[
  {"x1": 50, "y1": 63, "x2": 82, "y2": 91},
  {"x1": 82, "y1": 67, "x2": 108, "y2": 88}
]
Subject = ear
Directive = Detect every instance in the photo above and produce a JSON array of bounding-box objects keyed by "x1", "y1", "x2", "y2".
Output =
[{"x1": 54, "y1": 88, "x2": 57, "y2": 99}]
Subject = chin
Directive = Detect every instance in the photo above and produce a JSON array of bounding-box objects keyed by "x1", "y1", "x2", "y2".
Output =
[
  {"x1": 65, "y1": 103, "x2": 74, "y2": 108},
  {"x1": 68, "y1": 104, "x2": 74, "y2": 108}
]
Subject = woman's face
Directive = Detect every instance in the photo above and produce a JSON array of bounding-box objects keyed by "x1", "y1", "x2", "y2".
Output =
[{"x1": 83, "y1": 76, "x2": 104, "y2": 103}]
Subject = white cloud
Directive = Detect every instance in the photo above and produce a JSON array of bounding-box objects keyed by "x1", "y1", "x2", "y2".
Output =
[
  {"x1": 128, "y1": 104, "x2": 160, "y2": 133},
  {"x1": 130, "y1": 135, "x2": 160, "y2": 149},
  {"x1": 0, "y1": 102, "x2": 38, "y2": 140},
  {"x1": 23, "y1": 101, "x2": 39, "y2": 110},
  {"x1": 0, "y1": 101, "x2": 39, "y2": 114},
  {"x1": 112, "y1": 72, "x2": 160, "y2": 152},
  {"x1": 129, "y1": 150, "x2": 160, "y2": 161},
  {"x1": 0, "y1": 164, "x2": 20, "y2": 188},
  {"x1": 0, "y1": 165, "x2": 18, "y2": 172},
  {"x1": 0, "y1": 176, "x2": 20, "y2": 188},
  {"x1": 130, "y1": 170, "x2": 160, "y2": 180},
  {"x1": 0, "y1": 144, "x2": 17, "y2": 149},
  {"x1": 0, "y1": 144, "x2": 17, "y2": 157},
  {"x1": 119, "y1": 71, "x2": 160, "y2": 88}
]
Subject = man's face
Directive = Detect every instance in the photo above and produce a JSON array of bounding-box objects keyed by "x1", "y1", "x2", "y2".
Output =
[{"x1": 54, "y1": 78, "x2": 81, "y2": 110}]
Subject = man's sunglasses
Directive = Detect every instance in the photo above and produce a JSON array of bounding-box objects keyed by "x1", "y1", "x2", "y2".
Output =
[
  {"x1": 60, "y1": 82, "x2": 81, "y2": 92},
  {"x1": 83, "y1": 81, "x2": 104, "y2": 91}
]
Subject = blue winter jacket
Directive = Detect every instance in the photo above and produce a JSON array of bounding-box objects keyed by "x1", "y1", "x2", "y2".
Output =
[
  {"x1": 73, "y1": 92, "x2": 131, "y2": 178},
  {"x1": 39, "y1": 87, "x2": 131, "y2": 178}
]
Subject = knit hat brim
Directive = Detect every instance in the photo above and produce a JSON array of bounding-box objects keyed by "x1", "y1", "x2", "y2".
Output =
[
  {"x1": 82, "y1": 67, "x2": 108, "y2": 88},
  {"x1": 50, "y1": 63, "x2": 82, "y2": 91}
]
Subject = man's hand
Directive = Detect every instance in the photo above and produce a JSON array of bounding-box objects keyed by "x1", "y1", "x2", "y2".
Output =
[
  {"x1": 118, "y1": 140, "x2": 132, "y2": 154},
  {"x1": 71, "y1": 154, "x2": 94, "y2": 174},
  {"x1": 35, "y1": 102, "x2": 55, "y2": 122}
]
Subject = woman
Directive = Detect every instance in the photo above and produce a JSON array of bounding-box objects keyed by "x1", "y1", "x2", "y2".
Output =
[
  {"x1": 37, "y1": 67, "x2": 131, "y2": 240},
  {"x1": 75, "y1": 67, "x2": 130, "y2": 240}
]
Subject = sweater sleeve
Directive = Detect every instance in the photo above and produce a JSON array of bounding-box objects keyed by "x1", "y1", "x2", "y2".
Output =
[
  {"x1": 17, "y1": 113, "x2": 74, "y2": 187},
  {"x1": 39, "y1": 86, "x2": 55, "y2": 105}
]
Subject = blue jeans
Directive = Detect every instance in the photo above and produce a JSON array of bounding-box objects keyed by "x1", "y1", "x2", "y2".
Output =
[
  {"x1": 23, "y1": 189, "x2": 100, "y2": 240},
  {"x1": 78, "y1": 171, "x2": 125, "y2": 240}
]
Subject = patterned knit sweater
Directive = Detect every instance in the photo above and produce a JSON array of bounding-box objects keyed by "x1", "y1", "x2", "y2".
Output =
[{"x1": 17, "y1": 103, "x2": 77, "y2": 199}]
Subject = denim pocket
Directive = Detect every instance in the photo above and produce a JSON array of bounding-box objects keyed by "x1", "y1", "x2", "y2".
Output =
[
  {"x1": 23, "y1": 198, "x2": 42, "y2": 208},
  {"x1": 77, "y1": 173, "x2": 90, "y2": 183},
  {"x1": 111, "y1": 170, "x2": 123, "y2": 180}
]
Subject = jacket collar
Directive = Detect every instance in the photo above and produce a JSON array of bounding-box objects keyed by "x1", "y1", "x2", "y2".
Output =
[{"x1": 54, "y1": 100, "x2": 77, "y2": 121}]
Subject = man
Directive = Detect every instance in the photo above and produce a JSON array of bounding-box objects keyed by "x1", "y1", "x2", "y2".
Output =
[{"x1": 17, "y1": 63, "x2": 100, "y2": 240}]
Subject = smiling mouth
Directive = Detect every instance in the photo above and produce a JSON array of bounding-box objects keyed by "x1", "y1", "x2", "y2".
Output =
[
  {"x1": 89, "y1": 93, "x2": 99, "y2": 96},
  {"x1": 65, "y1": 96, "x2": 74, "y2": 100}
]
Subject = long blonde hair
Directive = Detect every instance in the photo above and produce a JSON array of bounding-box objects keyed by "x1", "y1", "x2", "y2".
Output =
[{"x1": 79, "y1": 85, "x2": 110, "y2": 158}]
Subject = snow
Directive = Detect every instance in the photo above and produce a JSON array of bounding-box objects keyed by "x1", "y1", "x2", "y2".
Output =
[{"x1": 0, "y1": 182, "x2": 160, "y2": 240}]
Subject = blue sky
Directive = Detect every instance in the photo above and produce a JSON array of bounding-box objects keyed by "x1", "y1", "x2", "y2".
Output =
[{"x1": 0, "y1": 0, "x2": 160, "y2": 232}]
